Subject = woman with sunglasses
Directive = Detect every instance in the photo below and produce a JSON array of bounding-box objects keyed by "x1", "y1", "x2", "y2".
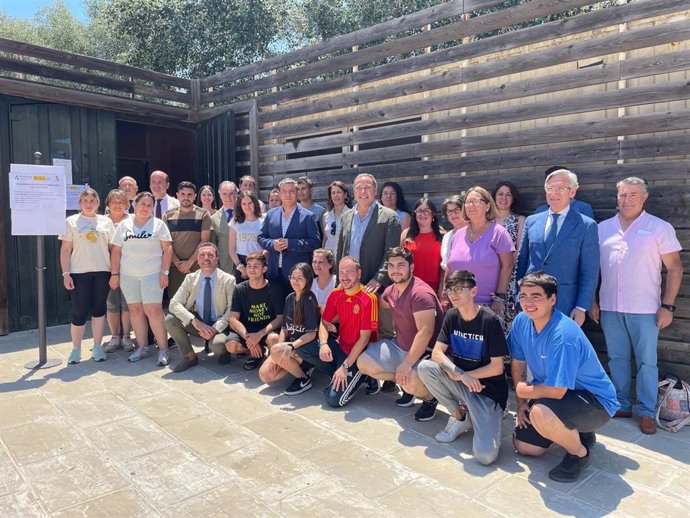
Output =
[
  {"x1": 446, "y1": 186, "x2": 514, "y2": 317},
  {"x1": 322, "y1": 180, "x2": 351, "y2": 254},
  {"x1": 400, "y1": 198, "x2": 445, "y2": 293},
  {"x1": 440, "y1": 195, "x2": 467, "y2": 299},
  {"x1": 259, "y1": 262, "x2": 321, "y2": 395}
]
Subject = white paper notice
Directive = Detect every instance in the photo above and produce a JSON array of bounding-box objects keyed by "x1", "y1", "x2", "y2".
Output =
[
  {"x1": 53, "y1": 158, "x2": 73, "y2": 184},
  {"x1": 66, "y1": 184, "x2": 88, "y2": 210},
  {"x1": 9, "y1": 164, "x2": 67, "y2": 236}
]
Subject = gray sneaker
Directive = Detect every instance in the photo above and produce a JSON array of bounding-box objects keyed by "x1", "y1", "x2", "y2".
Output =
[
  {"x1": 157, "y1": 349, "x2": 170, "y2": 367},
  {"x1": 103, "y1": 336, "x2": 121, "y2": 353},
  {"x1": 128, "y1": 346, "x2": 151, "y2": 362},
  {"x1": 435, "y1": 414, "x2": 472, "y2": 442},
  {"x1": 92, "y1": 344, "x2": 107, "y2": 362},
  {"x1": 121, "y1": 337, "x2": 136, "y2": 352}
]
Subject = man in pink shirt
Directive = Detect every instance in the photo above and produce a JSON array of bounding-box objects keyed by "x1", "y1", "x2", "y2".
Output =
[{"x1": 590, "y1": 177, "x2": 683, "y2": 435}]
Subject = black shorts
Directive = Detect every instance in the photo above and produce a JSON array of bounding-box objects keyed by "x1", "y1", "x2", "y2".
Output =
[
  {"x1": 225, "y1": 331, "x2": 268, "y2": 349},
  {"x1": 514, "y1": 389, "x2": 610, "y2": 449}
]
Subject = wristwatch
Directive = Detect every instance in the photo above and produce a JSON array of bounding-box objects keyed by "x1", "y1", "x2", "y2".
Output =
[
  {"x1": 342, "y1": 361, "x2": 349, "y2": 372},
  {"x1": 660, "y1": 303, "x2": 676, "y2": 313},
  {"x1": 162, "y1": 269, "x2": 170, "y2": 275}
]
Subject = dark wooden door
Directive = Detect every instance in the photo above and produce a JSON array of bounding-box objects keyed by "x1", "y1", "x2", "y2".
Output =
[{"x1": 195, "y1": 110, "x2": 236, "y2": 188}]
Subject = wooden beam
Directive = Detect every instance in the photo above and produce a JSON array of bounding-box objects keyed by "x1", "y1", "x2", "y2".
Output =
[
  {"x1": 0, "y1": 37, "x2": 191, "y2": 89},
  {"x1": 248, "y1": 100, "x2": 259, "y2": 182}
]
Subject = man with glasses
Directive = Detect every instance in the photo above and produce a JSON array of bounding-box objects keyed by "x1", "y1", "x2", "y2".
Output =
[
  {"x1": 535, "y1": 166, "x2": 594, "y2": 218},
  {"x1": 357, "y1": 247, "x2": 444, "y2": 421},
  {"x1": 417, "y1": 270, "x2": 509, "y2": 465},
  {"x1": 590, "y1": 177, "x2": 682, "y2": 434},
  {"x1": 516, "y1": 168, "x2": 599, "y2": 326},
  {"x1": 210, "y1": 181, "x2": 238, "y2": 274}
]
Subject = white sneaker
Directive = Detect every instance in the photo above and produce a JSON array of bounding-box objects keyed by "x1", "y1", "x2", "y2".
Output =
[
  {"x1": 92, "y1": 344, "x2": 107, "y2": 362},
  {"x1": 435, "y1": 414, "x2": 472, "y2": 443},
  {"x1": 128, "y1": 346, "x2": 150, "y2": 362},
  {"x1": 157, "y1": 349, "x2": 170, "y2": 366},
  {"x1": 121, "y1": 337, "x2": 135, "y2": 352},
  {"x1": 103, "y1": 336, "x2": 121, "y2": 353}
]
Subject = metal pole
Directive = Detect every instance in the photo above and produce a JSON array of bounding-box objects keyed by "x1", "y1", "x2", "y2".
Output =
[{"x1": 25, "y1": 151, "x2": 61, "y2": 370}]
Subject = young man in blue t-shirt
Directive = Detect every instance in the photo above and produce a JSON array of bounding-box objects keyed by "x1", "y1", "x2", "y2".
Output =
[{"x1": 509, "y1": 271, "x2": 619, "y2": 483}]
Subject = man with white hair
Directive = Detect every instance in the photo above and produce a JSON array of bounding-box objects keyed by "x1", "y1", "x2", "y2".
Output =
[
  {"x1": 590, "y1": 177, "x2": 682, "y2": 434},
  {"x1": 516, "y1": 168, "x2": 599, "y2": 326}
]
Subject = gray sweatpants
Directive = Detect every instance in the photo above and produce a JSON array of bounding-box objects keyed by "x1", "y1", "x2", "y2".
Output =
[{"x1": 417, "y1": 360, "x2": 503, "y2": 465}]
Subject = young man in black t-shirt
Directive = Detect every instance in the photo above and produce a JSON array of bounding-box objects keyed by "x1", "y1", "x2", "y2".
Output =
[
  {"x1": 224, "y1": 253, "x2": 283, "y2": 370},
  {"x1": 417, "y1": 270, "x2": 509, "y2": 466}
]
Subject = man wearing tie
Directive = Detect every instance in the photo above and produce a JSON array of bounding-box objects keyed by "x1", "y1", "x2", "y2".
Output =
[
  {"x1": 210, "y1": 181, "x2": 238, "y2": 274},
  {"x1": 149, "y1": 170, "x2": 179, "y2": 218},
  {"x1": 165, "y1": 242, "x2": 236, "y2": 373},
  {"x1": 118, "y1": 176, "x2": 138, "y2": 213},
  {"x1": 516, "y1": 168, "x2": 599, "y2": 326}
]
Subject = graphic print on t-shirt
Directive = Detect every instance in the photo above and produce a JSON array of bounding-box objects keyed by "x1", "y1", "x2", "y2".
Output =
[{"x1": 450, "y1": 331, "x2": 484, "y2": 363}]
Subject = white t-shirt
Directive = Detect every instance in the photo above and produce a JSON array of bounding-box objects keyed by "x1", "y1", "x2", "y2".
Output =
[
  {"x1": 229, "y1": 216, "x2": 264, "y2": 257},
  {"x1": 59, "y1": 214, "x2": 115, "y2": 274},
  {"x1": 322, "y1": 209, "x2": 349, "y2": 253},
  {"x1": 311, "y1": 275, "x2": 337, "y2": 309},
  {"x1": 440, "y1": 228, "x2": 458, "y2": 270},
  {"x1": 112, "y1": 217, "x2": 172, "y2": 277}
]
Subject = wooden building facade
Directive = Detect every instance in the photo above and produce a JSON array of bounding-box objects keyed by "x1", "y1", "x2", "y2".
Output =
[{"x1": 0, "y1": 0, "x2": 688, "y2": 375}]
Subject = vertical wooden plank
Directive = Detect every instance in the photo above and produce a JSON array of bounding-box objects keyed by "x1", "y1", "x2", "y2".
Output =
[
  {"x1": 0, "y1": 96, "x2": 11, "y2": 334},
  {"x1": 248, "y1": 101, "x2": 259, "y2": 184}
]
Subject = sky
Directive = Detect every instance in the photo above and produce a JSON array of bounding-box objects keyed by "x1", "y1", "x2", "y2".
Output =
[{"x1": 0, "y1": 0, "x2": 87, "y2": 21}]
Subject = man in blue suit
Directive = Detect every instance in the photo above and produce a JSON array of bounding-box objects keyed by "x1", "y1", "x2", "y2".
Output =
[
  {"x1": 258, "y1": 178, "x2": 321, "y2": 294},
  {"x1": 534, "y1": 166, "x2": 594, "y2": 219},
  {"x1": 516, "y1": 169, "x2": 599, "y2": 326}
]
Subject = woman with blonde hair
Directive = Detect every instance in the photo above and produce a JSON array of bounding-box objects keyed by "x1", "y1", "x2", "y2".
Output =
[{"x1": 59, "y1": 188, "x2": 115, "y2": 364}]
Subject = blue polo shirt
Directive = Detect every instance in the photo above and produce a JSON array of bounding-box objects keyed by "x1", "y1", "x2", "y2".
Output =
[{"x1": 508, "y1": 310, "x2": 619, "y2": 416}]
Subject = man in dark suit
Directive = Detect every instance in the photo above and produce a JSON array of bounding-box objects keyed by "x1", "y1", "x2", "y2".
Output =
[
  {"x1": 258, "y1": 177, "x2": 321, "y2": 294},
  {"x1": 516, "y1": 168, "x2": 599, "y2": 326},
  {"x1": 210, "y1": 181, "x2": 238, "y2": 274},
  {"x1": 535, "y1": 166, "x2": 594, "y2": 219},
  {"x1": 338, "y1": 173, "x2": 401, "y2": 338}
]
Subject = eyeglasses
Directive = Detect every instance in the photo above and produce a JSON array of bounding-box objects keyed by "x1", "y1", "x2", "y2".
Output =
[
  {"x1": 288, "y1": 275, "x2": 306, "y2": 282},
  {"x1": 464, "y1": 199, "x2": 487, "y2": 206},
  {"x1": 445, "y1": 286, "x2": 474, "y2": 295},
  {"x1": 330, "y1": 221, "x2": 336, "y2": 235},
  {"x1": 414, "y1": 208, "x2": 432, "y2": 216},
  {"x1": 545, "y1": 186, "x2": 571, "y2": 194},
  {"x1": 446, "y1": 207, "x2": 463, "y2": 216}
]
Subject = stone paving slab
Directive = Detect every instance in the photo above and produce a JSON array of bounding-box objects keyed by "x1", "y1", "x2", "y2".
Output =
[{"x1": 0, "y1": 325, "x2": 689, "y2": 517}]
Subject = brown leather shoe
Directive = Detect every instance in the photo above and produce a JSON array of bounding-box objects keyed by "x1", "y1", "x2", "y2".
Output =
[
  {"x1": 639, "y1": 415, "x2": 656, "y2": 434},
  {"x1": 614, "y1": 410, "x2": 633, "y2": 418}
]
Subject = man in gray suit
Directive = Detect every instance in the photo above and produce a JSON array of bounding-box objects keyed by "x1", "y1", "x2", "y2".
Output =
[
  {"x1": 210, "y1": 181, "x2": 238, "y2": 274},
  {"x1": 337, "y1": 173, "x2": 401, "y2": 337}
]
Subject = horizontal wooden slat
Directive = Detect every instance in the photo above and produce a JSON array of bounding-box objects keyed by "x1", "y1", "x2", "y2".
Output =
[
  {"x1": 0, "y1": 37, "x2": 190, "y2": 89},
  {"x1": 200, "y1": 0, "x2": 501, "y2": 89},
  {"x1": 249, "y1": 0, "x2": 689, "y2": 110}
]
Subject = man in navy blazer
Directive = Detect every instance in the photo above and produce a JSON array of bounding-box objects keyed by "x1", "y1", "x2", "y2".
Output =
[
  {"x1": 534, "y1": 166, "x2": 594, "y2": 219},
  {"x1": 258, "y1": 177, "x2": 321, "y2": 293},
  {"x1": 516, "y1": 169, "x2": 599, "y2": 326}
]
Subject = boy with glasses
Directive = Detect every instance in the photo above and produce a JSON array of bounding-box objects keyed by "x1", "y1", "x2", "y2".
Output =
[{"x1": 417, "y1": 270, "x2": 509, "y2": 465}]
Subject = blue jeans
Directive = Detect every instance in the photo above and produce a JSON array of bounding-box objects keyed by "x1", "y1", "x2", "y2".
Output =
[{"x1": 600, "y1": 311, "x2": 659, "y2": 417}]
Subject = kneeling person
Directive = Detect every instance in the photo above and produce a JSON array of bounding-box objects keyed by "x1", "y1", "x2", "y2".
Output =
[
  {"x1": 510, "y1": 272, "x2": 620, "y2": 483},
  {"x1": 418, "y1": 270, "x2": 509, "y2": 466},
  {"x1": 297, "y1": 256, "x2": 379, "y2": 407},
  {"x1": 165, "y1": 243, "x2": 235, "y2": 372},
  {"x1": 224, "y1": 252, "x2": 283, "y2": 369}
]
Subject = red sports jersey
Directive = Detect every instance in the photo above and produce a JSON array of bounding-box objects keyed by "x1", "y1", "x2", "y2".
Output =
[{"x1": 322, "y1": 285, "x2": 378, "y2": 354}]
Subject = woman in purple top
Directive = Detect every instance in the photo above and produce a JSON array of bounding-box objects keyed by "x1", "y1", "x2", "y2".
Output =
[{"x1": 446, "y1": 186, "x2": 515, "y2": 317}]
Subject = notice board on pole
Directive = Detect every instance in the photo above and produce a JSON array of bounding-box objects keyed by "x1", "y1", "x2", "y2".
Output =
[{"x1": 9, "y1": 164, "x2": 67, "y2": 236}]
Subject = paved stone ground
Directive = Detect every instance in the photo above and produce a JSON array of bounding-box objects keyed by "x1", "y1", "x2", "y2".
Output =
[{"x1": 0, "y1": 326, "x2": 688, "y2": 517}]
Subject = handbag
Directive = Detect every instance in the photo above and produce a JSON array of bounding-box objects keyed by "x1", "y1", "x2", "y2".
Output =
[{"x1": 655, "y1": 373, "x2": 690, "y2": 432}]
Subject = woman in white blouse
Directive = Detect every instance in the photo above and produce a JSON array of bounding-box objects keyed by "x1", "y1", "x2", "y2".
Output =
[{"x1": 229, "y1": 190, "x2": 265, "y2": 282}]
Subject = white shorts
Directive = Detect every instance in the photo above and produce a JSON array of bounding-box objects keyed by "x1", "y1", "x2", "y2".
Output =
[{"x1": 120, "y1": 273, "x2": 163, "y2": 305}]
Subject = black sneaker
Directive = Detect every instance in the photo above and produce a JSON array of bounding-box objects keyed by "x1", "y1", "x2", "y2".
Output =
[
  {"x1": 365, "y1": 376, "x2": 380, "y2": 395},
  {"x1": 243, "y1": 356, "x2": 264, "y2": 371},
  {"x1": 579, "y1": 432, "x2": 596, "y2": 451},
  {"x1": 548, "y1": 449, "x2": 592, "y2": 483},
  {"x1": 217, "y1": 352, "x2": 232, "y2": 365},
  {"x1": 414, "y1": 398, "x2": 438, "y2": 421},
  {"x1": 396, "y1": 391, "x2": 415, "y2": 407},
  {"x1": 283, "y1": 376, "x2": 312, "y2": 396},
  {"x1": 381, "y1": 380, "x2": 398, "y2": 393}
]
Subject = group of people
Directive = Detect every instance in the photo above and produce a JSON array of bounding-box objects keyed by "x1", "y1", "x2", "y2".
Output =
[{"x1": 58, "y1": 166, "x2": 683, "y2": 483}]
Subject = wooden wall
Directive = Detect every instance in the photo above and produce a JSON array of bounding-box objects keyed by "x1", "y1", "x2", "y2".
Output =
[{"x1": 201, "y1": 0, "x2": 690, "y2": 376}]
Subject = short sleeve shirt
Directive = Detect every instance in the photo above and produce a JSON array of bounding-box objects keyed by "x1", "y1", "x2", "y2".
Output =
[
  {"x1": 229, "y1": 217, "x2": 264, "y2": 257},
  {"x1": 382, "y1": 277, "x2": 444, "y2": 352},
  {"x1": 437, "y1": 306, "x2": 509, "y2": 408},
  {"x1": 111, "y1": 217, "x2": 172, "y2": 277},
  {"x1": 230, "y1": 280, "x2": 284, "y2": 334},
  {"x1": 508, "y1": 311, "x2": 620, "y2": 416},
  {"x1": 323, "y1": 285, "x2": 378, "y2": 354},
  {"x1": 163, "y1": 206, "x2": 212, "y2": 260},
  {"x1": 59, "y1": 214, "x2": 115, "y2": 273},
  {"x1": 282, "y1": 292, "x2": 321, "y2": 342},
  {"x1": 598, "y1": 211, "x2": 682, "y2": 313}
]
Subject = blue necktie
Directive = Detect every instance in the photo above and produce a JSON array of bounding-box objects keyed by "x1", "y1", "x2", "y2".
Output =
[
  {"x1": 544, "y1": 213, "x2": 560, "y2": 252},
  {"x1": 203, "y1": 277, "x2": 212, "y2": 324},
  {"x1": 226, "y1": 209, "x2": 233, "y2": 222}
]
